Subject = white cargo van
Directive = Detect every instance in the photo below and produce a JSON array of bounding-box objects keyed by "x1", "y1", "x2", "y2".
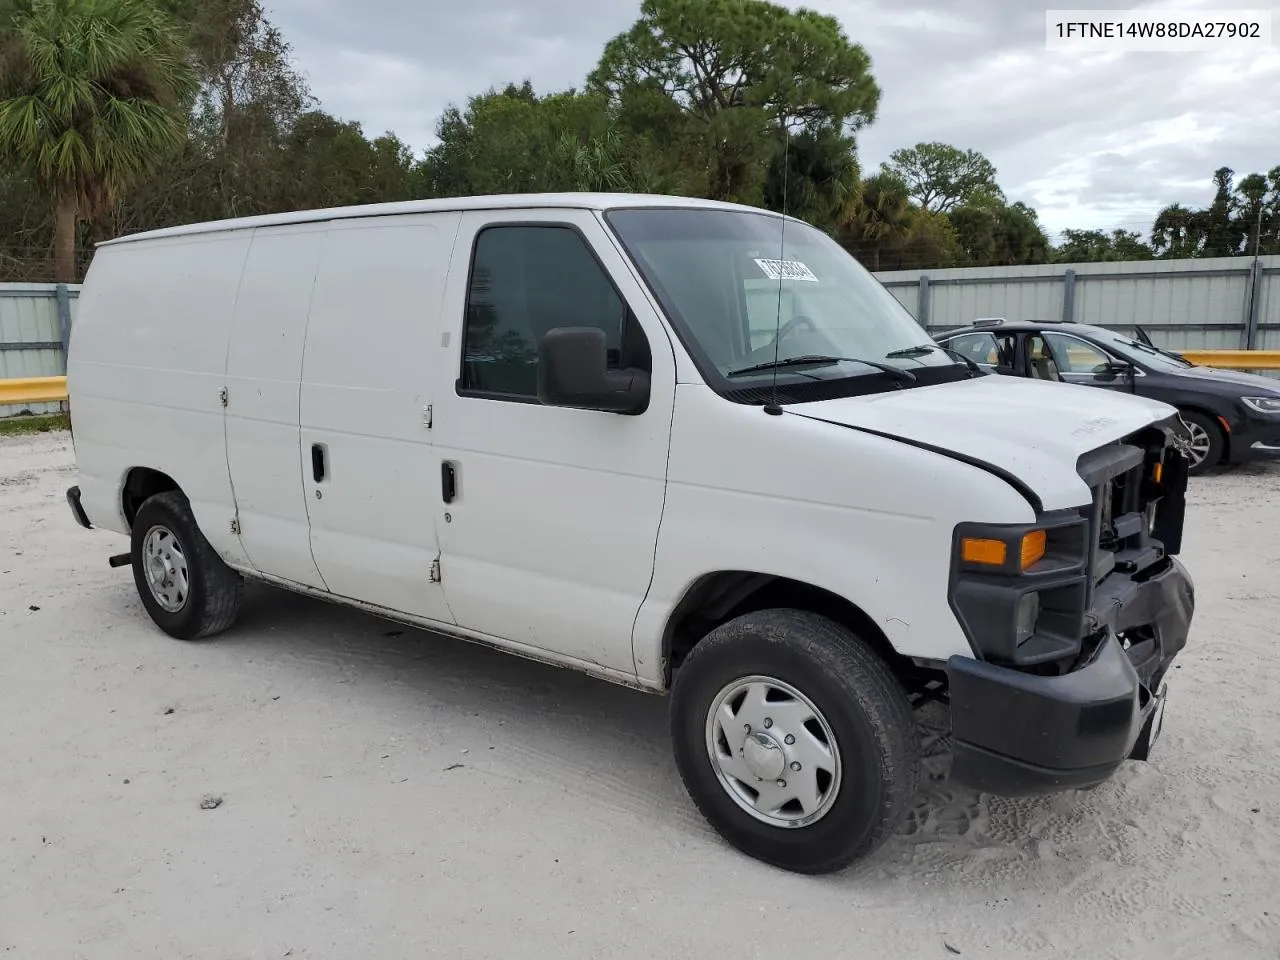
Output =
[{"x1": 65, "y1": 194, "x2": 1194, "y2": 873}]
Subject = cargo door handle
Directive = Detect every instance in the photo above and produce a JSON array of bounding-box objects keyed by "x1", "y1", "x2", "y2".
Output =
[
  {"x1": 311, "y1": 443, "x2": 327, "y2": 483},
  {"x1": 441, "y1": 462, "x2": 457, "y2": 504}
]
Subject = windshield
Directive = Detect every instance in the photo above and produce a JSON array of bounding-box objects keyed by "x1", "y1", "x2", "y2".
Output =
[
  {"x1": 1090, "y1": 328, "x2": 1194, "y2": 371},
  {"x1": 605, "y1": 207, "x2": 964, "y2": 401}
]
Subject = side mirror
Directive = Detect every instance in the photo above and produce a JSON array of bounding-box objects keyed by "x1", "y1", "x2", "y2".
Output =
[
  {"x1": 1095, "y1": 360, "x2": 1134, "y2": 381},
  {"x1": 537, "y1": 326, "x2": 650, "y2": 415}
]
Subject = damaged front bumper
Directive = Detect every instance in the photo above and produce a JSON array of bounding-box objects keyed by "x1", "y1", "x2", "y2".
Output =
[
  {"x1": 946, "y1": 556, "x2": 1192, "y2": 795},
  {"x1": 944, "y1": 416, "x2": 1194, "y2": 795}
]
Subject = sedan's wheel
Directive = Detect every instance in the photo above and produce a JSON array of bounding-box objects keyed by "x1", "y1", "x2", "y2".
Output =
[
  {"x1": 1179, "y1": 410, "x2": 1224, "y2": 476},
  {"x1": 131, "y1": 491, "x2": 243, "y2": 640},
  {"x1": 671, "y1": 609, "x2": 920, "y2": 874}
]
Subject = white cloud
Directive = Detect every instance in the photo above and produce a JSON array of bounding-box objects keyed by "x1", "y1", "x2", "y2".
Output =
[{"x1": 260, "y1": 0, "x2": 1280, "y2": 237}]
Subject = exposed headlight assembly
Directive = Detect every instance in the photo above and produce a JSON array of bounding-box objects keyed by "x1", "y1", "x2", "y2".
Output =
[
  {"x1": 949, "y1": 516, "x2": 1090, "y2": 665},
  {"x1": 1242, "y1": 396, "x2": 1280, "y2": 414}
]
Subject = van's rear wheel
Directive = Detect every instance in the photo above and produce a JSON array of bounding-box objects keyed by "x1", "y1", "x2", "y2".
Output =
[
  {"x1": 131, "y1": 491, "x2": 243, "y2": 640},
  {"x1": 670, "y1": 609, "x2": 919, "y2": 874}
]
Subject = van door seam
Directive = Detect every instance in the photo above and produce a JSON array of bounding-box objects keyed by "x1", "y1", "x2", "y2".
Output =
[
  {"x1": 220, "y1": 234, "x2": 256, "y2": 562},
  {"x1": 423, "y1": 212, "x2": 466, "y2": 625},
  {"x1": 296, "y1": 226, "x2": 333, "y2": 592}
]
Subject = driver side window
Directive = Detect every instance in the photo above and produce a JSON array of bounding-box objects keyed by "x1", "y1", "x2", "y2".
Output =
[
  {"x1": 461, "y1": 225, "x2": 648, "y2": 400},
  {"x1": 1043, "y1": 332, "x2": 1112, "y2": 374}
]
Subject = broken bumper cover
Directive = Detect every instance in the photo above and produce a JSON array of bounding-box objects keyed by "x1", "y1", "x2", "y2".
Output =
[
  {"x1": 945, "y1": 556, "x2": 1192, "y2": 796},
  {"x1": 66, "y1": 485, "x2": 92, "y2": 530}
]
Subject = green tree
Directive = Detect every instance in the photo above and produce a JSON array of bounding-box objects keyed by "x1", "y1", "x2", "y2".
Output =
[
  {"x1": 97, "y1": 0, "x2": 318, "y2": 238},
  {"x1": 1150, "y1": 202, "x2": 1203, "y2": 259},
  {"x1": 417, "y1": 82, "x2": 685, "y2": 199},
  {"x1": 882, "y1": 142, "x2": 1002, "y2": 213},
  {"x1": 839, "y1": 171, "x2": 913, "y2": 270},
  {"x1": 1055, "y1": 228, "x2": 1153, "y2": 262},
  {"x1": 183, "y1": 0, "x2": 312, "y2": 215},
  {"x1": 1233, "y1": 169, "x2": 1279, "y2": 256},
  {"x1": 0, "y1": 0, "x2": 197, "y2": 281},
  {"x1": 884, "y1": 207, "x2": 963, "y2": 270},
  {"x1": 762, "y1": 129, "x2": 862, "y2": 234},
  {"x1": 274, "y1": 112, "x2": 414, "y2": 210},
  {"x1": 589, "y1": 0, "x2": 878, "y2": 204},
  {"x1": 948, "y1": 199, "x2": 1049, "y2": 266},
  {"x1": 0, "y1": 165, "x2": 45, "y2": 280},
  {"x1": 1201, "y1": 166, "x2": 1243, "y2": 257},
  {"x1": 1148, "y1": 168, "x2": 1280, "y2": 260}
]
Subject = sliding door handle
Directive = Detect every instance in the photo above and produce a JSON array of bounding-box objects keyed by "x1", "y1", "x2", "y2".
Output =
[
  {"x1": 311, "y1": 443, "x2": 327, "y2": 483},
  {"x1": 441, "y1": 461, "x2": 457, "y2": 504}
]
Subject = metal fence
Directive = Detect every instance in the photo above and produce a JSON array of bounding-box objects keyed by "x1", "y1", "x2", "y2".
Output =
[
  {"x1": 3, "y1": 253, "x2": 1279, "y2": 416},
  {"x1": 0, "y1": 283, "x2": 78, "y2": 416},
  {"x1": 876, "y1": 254, "x2": 1280, "y2": 354}
]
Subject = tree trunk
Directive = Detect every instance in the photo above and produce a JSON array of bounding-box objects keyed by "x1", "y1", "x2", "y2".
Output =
[{"x1": 54, "y1": 192, "x2": 78, "y2": 284}]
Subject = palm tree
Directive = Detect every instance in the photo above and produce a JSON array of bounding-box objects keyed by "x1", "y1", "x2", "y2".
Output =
[
  {"x1": 843, "y1": 172, "x2": 913, "y2": 270},
  {"x1": 0, "y1": 0, "x2": 196, "y2": 282},
  {"x1": 1150, "y1": 203, "x2": 1202, "y2": 259}
]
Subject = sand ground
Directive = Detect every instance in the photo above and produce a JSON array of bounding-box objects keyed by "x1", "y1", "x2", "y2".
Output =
[{"x1": 2, "y1": 430, "x2": 1278, "y2": 959}]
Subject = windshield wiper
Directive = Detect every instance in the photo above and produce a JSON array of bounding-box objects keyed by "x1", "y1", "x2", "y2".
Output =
[
  {"x1": 886, "y1": 343, "x2": 982, "y2": 375},
  {"x1": 1122, "y1": 339, "x2": 1191, "y2": 366},
  {"x1": 727, "y1": 354, "x2": 917, "y2": 382}
]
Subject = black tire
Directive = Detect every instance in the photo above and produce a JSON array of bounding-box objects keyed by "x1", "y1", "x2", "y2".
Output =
[
  {"x1": 130, "y1": 490, "x2": 243, "y2": 640},
  {"x1": 1179, "y1": 410, "x2": 1225, "y2": 476},
  {"x1": 670, "y1": 609, "x2": 920, "y2": 874}
]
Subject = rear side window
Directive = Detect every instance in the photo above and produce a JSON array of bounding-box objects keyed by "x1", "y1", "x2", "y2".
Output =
[{"x1": 460, "y1": 225, "x2": 645, "y2": 400}]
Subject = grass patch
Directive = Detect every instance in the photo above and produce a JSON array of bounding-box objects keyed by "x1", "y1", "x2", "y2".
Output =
[{"x1": 0, "y1": 412, "x2": 71, "y2": 436}]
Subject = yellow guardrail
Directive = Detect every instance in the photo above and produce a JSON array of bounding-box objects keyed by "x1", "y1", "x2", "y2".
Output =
[
  {"x1": 0, "y1": 376, "x2": 69, "y2": 406},
  {"x1": 1, "y1": 352, "x2": 1278, "y2": 410},
  {"x1": 1180, "y1": 350, "x2": 1280, "y2": 370}
]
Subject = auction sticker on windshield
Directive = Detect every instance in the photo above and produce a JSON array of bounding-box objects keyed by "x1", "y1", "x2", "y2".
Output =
[{"x1": 754, "y1": 258, "x2": 819, "y2": 282}]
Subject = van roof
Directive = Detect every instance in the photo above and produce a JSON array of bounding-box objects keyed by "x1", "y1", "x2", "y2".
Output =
[{"x1": 99, "y1": 193, "x2": 787, "y2": 246}]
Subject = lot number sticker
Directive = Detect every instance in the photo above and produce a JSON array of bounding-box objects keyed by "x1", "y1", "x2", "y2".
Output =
[{"x1": 754, "y1": 258, "x2": 819, "y2": 282}]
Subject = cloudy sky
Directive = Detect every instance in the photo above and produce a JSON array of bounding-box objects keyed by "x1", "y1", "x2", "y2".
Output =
[{"x1": 262, "y1": 0, "x2": 1279, "y2": 240}]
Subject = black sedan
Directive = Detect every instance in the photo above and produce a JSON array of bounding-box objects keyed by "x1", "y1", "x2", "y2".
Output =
[{"x1": 934, "y1": 318, "x2": 1280, "y2": 475}]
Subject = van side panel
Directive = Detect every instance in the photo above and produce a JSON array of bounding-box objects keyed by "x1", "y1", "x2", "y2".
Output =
[
  {"x1": 67, "y1": 234, "x2": 252, "y2": 564},
  {"x1": 630, "y1": 383, "x2": 1039, "y2": 684},
  {"x1": 224, "y1": 223, "x2": 329, "y2": 588},
  {"x1": 298, "y1": 213, "x2": 460, "y2": 624}
]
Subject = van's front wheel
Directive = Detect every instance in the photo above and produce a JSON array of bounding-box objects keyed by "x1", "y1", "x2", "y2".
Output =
[
  {"x1": 670, "y1": 610, "x2": 919, "y2": 874},
  {"x1": 131, "y1": 491, "x2": 243, "y2": 640}
]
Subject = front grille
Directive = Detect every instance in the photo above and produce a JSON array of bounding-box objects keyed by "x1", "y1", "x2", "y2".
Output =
[{"x1": 1077, "y1": 416, "x2": 1189, "y2": 592}]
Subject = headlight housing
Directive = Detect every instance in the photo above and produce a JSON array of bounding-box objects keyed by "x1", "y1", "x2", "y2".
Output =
[
  {"x1": 1242, "y1": 396, "x2": 1280, "y2": 415},
  {"x1": 949, "y1": 514, "x2": 1091, "y2": 666}
]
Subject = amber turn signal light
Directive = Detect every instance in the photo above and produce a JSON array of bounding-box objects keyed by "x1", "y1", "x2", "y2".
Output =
[
  {"x1": 960, "y1": 537, "x2": 1006, "y2": 566},
  {"x1": 961, "y1": 530, "x2": 1046, "y2": 571},
  {"x1": 1020, "y1": 530, "x2": 1047, "y2": 569}
]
